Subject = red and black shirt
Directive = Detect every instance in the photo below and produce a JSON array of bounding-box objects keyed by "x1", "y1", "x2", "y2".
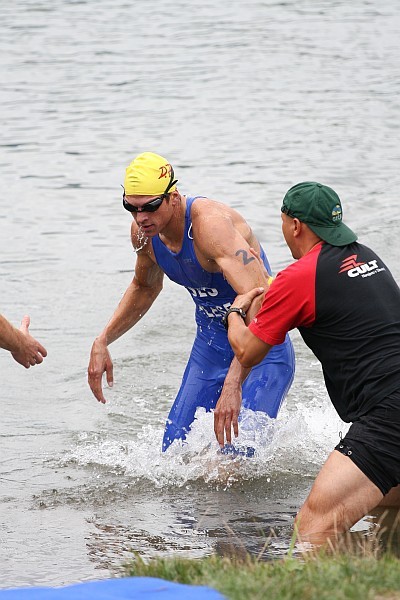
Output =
[{"x1": 249, "y1": 242, "x2": 400, "y2": 422}]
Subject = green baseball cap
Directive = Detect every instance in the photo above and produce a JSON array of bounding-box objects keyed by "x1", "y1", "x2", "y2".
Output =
[{"x1": 281, "y1": 182, "x2": 357, "y2": 246}]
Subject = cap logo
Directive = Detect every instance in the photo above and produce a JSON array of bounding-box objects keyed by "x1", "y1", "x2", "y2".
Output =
[
  {"x1": 158, "y1": 163, "x2": 173, "y2": 180},
  {"x1": 331, "y1": 204, "x2": 342, "y2": 223}
]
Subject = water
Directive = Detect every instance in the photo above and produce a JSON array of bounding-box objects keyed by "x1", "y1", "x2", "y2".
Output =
[{"x1": 1, "y1": 0, "x2": 400, "y2": 589}]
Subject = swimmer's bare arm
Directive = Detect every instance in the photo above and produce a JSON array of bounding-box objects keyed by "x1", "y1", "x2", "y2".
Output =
[
  {"x1": 88, "y1": 227, "x2": 164, "y2": 404},
  {"x1": 192, "y1": 207, "x2": 271, "y2": 446},
  {"x1": 227, "y1": 287, "x2": 272, "y2": 367},
  {"x1": 0, "y1": 314, "x2": 47, "y2": 368}
]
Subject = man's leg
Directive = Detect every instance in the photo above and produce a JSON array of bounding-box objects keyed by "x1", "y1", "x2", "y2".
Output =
[
  {"x1": 296, "y1": 450, "x2": 383, "y2": 544},
  {"x1": 162, "y1": 338, "x2": 229, "y2": 451},
  {"x1": 378, "y1": 485, "x2": 400, "y2": 507}
]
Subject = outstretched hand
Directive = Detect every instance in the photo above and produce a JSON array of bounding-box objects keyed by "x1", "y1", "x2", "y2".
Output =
[
  {"x1": 11, "y1": 315, "x2": 48, "y2": 368},
  {"x1": 87, "y1": 338, "x2": 114, "y2": 404}
]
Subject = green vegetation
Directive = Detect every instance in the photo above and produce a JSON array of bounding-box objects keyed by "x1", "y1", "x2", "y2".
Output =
[
  {"x1": 124, "y1": 514, "x2": 400, "y2": 598},
  {"x1": 124, "y1": 548, "x2": 400, "y2": 600}
]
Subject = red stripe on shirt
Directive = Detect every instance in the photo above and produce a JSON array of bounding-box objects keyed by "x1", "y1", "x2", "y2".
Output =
[{"x1": 249, "y1": 243, "x2": 321, "y2": 346}]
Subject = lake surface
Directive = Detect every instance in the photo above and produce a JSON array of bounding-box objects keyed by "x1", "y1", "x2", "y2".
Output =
[{"x1": 1, "y1": 0, "x2": 400, "y2": 588}]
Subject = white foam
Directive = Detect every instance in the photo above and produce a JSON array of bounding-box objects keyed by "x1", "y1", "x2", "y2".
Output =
[{"x1": 66, "y1": 396, "x2": 347, "y2": 489}]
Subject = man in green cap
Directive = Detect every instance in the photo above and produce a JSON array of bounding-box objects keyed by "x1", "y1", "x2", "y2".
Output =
[{"x1": 221, "y1": 181, "x2": 400, "y2": 543}]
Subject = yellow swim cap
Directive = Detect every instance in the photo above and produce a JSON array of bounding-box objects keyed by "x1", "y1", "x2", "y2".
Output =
[{"x1": 124, "y1": 152, "x2": 178, "y2": 196}]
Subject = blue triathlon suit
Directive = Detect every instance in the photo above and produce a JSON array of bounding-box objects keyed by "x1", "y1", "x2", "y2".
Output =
[{"x1": 151, "y1": 196, "x2": 295, "y2": 451}]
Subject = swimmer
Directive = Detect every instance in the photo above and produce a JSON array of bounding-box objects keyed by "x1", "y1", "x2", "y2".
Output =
[{"x1": 88, "y1": 152, "x2": 295, "y2": 451}]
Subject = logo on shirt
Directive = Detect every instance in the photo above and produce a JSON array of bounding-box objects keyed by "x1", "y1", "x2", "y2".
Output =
[{"x1": 338, "y1": 254, "x2": 385, "y2": 278}]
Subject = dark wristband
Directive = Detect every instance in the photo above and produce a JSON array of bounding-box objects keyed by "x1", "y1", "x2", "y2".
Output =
[{"x1": 222, "y1": 307, "x2": 247, "y2": 330}]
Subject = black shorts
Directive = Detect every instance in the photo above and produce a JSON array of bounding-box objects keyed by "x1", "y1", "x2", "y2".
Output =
[{"x1": 335, "y1": 391, "x2": 400, "y2": 496}]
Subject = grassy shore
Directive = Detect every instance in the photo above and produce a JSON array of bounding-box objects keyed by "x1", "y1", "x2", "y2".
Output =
[{"x1": 124, "y1": 541, "x2": 400, "y2": 600}]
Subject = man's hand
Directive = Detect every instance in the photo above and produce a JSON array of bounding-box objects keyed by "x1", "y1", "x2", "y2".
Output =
[
  {"x1": 214, "y1": 381, "x2": 243, "y2": 447},
  {"x1": 11, "y1": 316, "x2": 47, "y2": 368},
  {"x1": 230, "y1": 287, "x2": 264, "y2": 314},
  {"x1": 249, "y1": 247, "x2": 273, "y2": 286},
  {"x1": 88, "y1": 337, "x2": 114, "y2": 404}
]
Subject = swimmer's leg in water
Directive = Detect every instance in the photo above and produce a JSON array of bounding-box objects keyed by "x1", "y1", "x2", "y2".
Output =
[
  {"x1": 162, "y1": 334, "x2": 295, "y2": 452},
  {"x1": 242, "y1": 334, "x2": 295, "y2": 416},
  {"x1": 162, "y1": 338, "x2": 230, "y2": 451}
]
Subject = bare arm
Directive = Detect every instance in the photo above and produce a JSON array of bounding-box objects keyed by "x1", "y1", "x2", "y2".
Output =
[
  {"x1": 95, "y1": 255, "x2": 164, "y2": 347},
  {"x1": 193, "y1": 207, "x2": 272, "y2": 446},
  {"x1": 213, "y1": 358, "x2": 251, "y2": 446},
  {"x1": 88, "y1": 230, "x2": 164, "y2": 404},
  {"x1": 0, "y1": 314, "x2": 47, "y2": 368},
  {"x1": 227, "y1": 288, "x2": 272, "y2": 368}
]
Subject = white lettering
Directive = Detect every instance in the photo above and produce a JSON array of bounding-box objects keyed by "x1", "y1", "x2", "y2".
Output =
[
  {"x1": 201, "y1": 306, "x2": 215, "y2": 318},
  {"x1": 361, "y1": 267, "x2": 386, "y2": 278},
  {"x1": 186, "y1": 286, "x2": 219, "y2": 298},
  {"x1": 347, "y1": 260, "x2": 383, "y2": 278},
  {"x1": 198, "y1": 301, "x2": 232, "y2": 319},
  {"x1": 206, "y1": 288, "x2": 219, "y2": 297}
]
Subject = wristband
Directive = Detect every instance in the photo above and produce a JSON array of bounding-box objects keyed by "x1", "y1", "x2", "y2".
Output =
[{"x1": 222, "y1": 307, "x2": 246, "y2": 330}]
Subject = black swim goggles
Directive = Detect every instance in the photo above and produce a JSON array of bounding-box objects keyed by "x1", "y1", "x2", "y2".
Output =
[{"x1": 122, "y1": 167, "x2": 178, "y2": 213}]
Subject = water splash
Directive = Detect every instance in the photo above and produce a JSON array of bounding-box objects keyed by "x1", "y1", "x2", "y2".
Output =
[
  {"x1": 133, "y1": 227, "x2": 149, "y2": 252},
  {"x1": 66, "y1": 400, "x2": 346, "y2": 489}
]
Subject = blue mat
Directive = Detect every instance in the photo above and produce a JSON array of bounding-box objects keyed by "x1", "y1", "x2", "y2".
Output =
[{"x1": 0, "y1": 577, "x2": 226, "y2": 599}]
